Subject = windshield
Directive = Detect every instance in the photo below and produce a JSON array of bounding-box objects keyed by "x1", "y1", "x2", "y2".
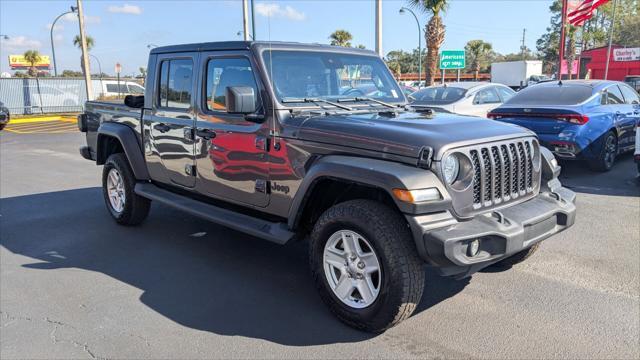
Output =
[
  {"x1": 411, "y1": 87, "x2": 466, "y2": 104},
  {"x1": 262, "y1": 50, "x2": 405, "y2": 104},
  {"x1": 505, "y1": 85, "x2": 594, "y2": 105}
]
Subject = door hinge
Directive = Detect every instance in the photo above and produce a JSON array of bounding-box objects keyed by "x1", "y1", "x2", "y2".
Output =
[{"x1": 185, "y1": 164, "x2": 197, "y2": 176}]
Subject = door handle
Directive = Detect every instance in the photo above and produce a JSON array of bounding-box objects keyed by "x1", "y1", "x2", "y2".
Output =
[
  {"x1": 154, "y1": 123, "x2": 171, "y2": 133},
  {"x1": 196, "y1": 128, "x2": 216, "y2": 140}
]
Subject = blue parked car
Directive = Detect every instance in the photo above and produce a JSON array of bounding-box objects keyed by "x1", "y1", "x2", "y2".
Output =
[{"x1": 488, "y1": 80, "x2": 640, "y2": 171}]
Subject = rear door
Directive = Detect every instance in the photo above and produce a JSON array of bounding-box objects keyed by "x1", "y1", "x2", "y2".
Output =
[
  {"x1": 145, "y1": 53, "x2": 199, "y2": 188},
  {"x1": 617, "y1": 84, "x2": 640, "y2": 150},
  {"x1": 472, "y1": 87, "x2": 502, "y2": 117},
  {"x1": 603, "y1": 85, "x2": 635, "y2": 150}
]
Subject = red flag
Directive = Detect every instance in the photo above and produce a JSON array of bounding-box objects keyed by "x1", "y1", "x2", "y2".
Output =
[{"x1": 568, "y1": 0, "x2": 610, "y2": 26}]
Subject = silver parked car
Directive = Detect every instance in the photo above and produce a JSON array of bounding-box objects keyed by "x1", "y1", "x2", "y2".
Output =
[{"x1": 410, "y1": 82, "x2": 515, "y2": 117}]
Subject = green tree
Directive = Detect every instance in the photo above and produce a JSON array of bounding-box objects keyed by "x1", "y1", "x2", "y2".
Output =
[
  {"x1": 407, "y1": 0, "x2": 448, "y2": 86},
  {"x1": 329, "y1": 30, "x2": 353, "y2": 47},
  {"x1": 465, "y1": 40, "x2": 493, "y2": 80},
  {"x1": 23, "y1": 50, "x2": 42, "y2": 77},
  {"x1": 61, "y1": 70, "x2": 83, "y2": 77}
]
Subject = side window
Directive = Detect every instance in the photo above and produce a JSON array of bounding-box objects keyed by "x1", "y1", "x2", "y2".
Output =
[
  {"x1": 205, "y1": 57, "x2": 258, "y2": 112},
  {"x1": 474, "y1": 88, "x2": 501, "y2": 104},
  {"x1": 496, "y1": 86, "x2": 515, "y2": 102},
  {"x1": 158, "y1": 59, "x2": 193, "y2": 109},
  {"x1": 605, "y1": 85, "x2": 624, "y2": 105},
  {"x1": 106, "y1": 84, "x2": 118, "y2": 93},
  {"x1": 619, "y1": 84, "x2": 640, "y2": 104}
]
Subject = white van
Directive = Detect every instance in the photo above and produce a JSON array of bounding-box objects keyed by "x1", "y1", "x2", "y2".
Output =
[{"x1": 98, "y1": 80, "x2": 145, "y2": 97}]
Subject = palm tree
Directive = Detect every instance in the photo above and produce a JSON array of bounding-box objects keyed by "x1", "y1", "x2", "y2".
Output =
[
  {"x1": 73, "y1": 35, "x2": 94, "y2": 73},
  {"x1": 23, "y1": 50, "x2": 42, "y2": 77},
  {"x1": 465, "y1": 40, "x2": 493, "y2": 80},
  {"x1": 73, "y1": 34, "x2": 94, "y2": 51},
  {"x1": 329, "y1": 30, "x2": 353, "y2": 47},
  {"x1": 408, "y1": 0, "x2": 448, "y2": 86}
]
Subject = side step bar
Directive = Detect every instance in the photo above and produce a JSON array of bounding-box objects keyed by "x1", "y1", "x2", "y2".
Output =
[{"x1": 134, "y1": 183, "x2": 294, "y2": 245}]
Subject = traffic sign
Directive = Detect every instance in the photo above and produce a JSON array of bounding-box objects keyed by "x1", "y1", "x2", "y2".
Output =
[
  {"x1": 440, "y1": 50, "x2": 465, "y2": 70},
  {"x1": 115, "y1": 62, "x2": 122, "y2": 74}
]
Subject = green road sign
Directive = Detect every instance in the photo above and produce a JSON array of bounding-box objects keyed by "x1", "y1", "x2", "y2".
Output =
[{"x1": 440, "y1": 50, "x2": 465, "y2": 70}]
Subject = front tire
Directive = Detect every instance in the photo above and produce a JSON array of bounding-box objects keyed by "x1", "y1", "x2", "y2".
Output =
[
  {"x1": 309, "y1": 200, "x2": 425, "y2": 332},
  {"x1": 589, "y1": 131, "x2": 617, "y2": 172},
  {"x1": 102, "y1": 153, "x2": 150, "y2": 225}
]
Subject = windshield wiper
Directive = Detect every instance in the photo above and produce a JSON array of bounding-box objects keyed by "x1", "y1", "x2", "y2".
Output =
[
  {"x1": 281, "y1": 97, "x2": 353, "y2": 111},
  {"x1": 337, "y1": 97, "x2": 398, "y2": 109}
]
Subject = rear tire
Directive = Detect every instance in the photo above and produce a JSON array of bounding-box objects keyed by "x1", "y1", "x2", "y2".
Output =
[
  {"x1": 102, "y1": 153, "x2": 150, "y2": 225},
  {"x1": 309, "y1": 199, "x2": 425, "y2": 332},
  {"x1": 588, "y1": 131, "x2": 617, "y2": 172},
  {"x1": 490, "y1": 243, "x2": 540, "y2": 269}
]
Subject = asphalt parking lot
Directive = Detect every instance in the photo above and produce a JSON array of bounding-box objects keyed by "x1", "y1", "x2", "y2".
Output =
[{"x1": 1, "y1": 125, "x2": 639, "y2": 359}]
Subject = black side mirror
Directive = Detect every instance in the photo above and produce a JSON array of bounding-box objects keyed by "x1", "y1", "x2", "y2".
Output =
[
  {"x1": 225, "y1": 86, "x2": 256, "y2": 114},
  {"x1": 124, "y1": 95, "x2": 144, "y2": 108}
]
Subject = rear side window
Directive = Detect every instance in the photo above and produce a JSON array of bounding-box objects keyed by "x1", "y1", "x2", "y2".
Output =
[
  {"x1": 474, "y1": 88, "x2": 501, "y2": 104},
  {"x1": 205, "y1": 57, "x2": 258, "y2": 112},
  {"x1": 505, "y1": 85, "x2": 593, "y2": 105},
  {"x1": 619, "y1": 84, "x2": 640, "y2": 104},
  {"x1": 158, "y1": 59, "x2": 193, "y2": 109},
  {"x1": 412, "y1": 87, "x2": 466, "y2": 104},
  {"x1": 496, "y1": 86, "x2": 515, "y2": 101},
  {"x1": 604, "y1": 85, "x2": 625, "y2": 105}
]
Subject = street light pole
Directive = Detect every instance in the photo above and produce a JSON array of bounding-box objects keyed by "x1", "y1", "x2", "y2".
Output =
[
  {"x1": 50, "y1": 6, "x2": 78, "y2": 77},
  {"x1": 400, "y1": 7, "x2": 422, "y2": 88}
]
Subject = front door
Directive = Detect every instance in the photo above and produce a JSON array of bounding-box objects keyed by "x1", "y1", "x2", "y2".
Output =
[
  {"x1": 194, "y1": 52, "x2": 270, "y2": 207},
  {"x1": 146, "y1": 54, "x2": 198, "y2": 187}
]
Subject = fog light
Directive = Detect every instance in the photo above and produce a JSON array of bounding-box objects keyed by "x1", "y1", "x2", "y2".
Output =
[{"x1": 467, "y1": 239, "x2": 480, "y2": 257}]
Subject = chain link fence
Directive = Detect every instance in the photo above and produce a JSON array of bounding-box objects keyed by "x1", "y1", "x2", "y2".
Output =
[{"x1": 0, "y1": 78, "x2": 144, "y2": 115}]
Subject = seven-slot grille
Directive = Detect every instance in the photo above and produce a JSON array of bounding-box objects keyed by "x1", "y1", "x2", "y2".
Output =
[{"x1": 469, "y1": 139, "x2": 538, "y2": 208}]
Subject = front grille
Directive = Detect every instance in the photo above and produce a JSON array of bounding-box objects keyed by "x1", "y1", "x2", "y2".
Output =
[{"x1": 468, "y1": 138, "x2": 539, "y2": 209}]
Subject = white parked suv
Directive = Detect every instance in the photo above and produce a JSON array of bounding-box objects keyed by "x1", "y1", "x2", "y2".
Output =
[
  {"x1": 99, "y1": 80, "x2": 145, "y2": 97},
  {"x1": 410, "y1": 82, "x2": 515, "y2": 117}
]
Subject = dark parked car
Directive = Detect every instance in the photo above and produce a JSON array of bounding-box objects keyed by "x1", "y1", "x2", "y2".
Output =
[
  {"x1": 625, "y1": 75, "x2": 640, "y2": 92},
  {"x1": 489, "y1": 80, "x2": 640, "y2": 171},
  {"x1": 78, "y1": 41, "x2": 575, "y2": 332},
  {"x1": 0, "y1": 101, "x2": 10, "y2": 130}
]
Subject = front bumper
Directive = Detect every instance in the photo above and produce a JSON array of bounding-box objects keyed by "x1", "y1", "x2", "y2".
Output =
[{"x1": 406, "y1": 186, "x2": 576, "y2": 278}]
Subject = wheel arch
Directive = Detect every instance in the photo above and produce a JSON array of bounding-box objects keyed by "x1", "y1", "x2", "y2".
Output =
[
  {"x1": 96, "y1": 122, "x2": 150, "y2": 180},
  {"x1": 288, "y1": 155, "x2": 451, "y2": 231}
]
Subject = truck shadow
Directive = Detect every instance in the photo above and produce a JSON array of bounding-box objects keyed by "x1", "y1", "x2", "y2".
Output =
[{"x1": 0, "y1": 187, "x2": 467, "y2": 346}]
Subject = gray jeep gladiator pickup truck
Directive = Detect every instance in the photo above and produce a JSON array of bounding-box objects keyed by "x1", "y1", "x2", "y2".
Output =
[{"x1": 78, "y1": 41, "x2": 576, "y2": 332}]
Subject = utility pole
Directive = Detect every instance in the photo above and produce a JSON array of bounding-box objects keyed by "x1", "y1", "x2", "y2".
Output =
[
  {"x1": 76, "y1": 0, "x2": 93, "y2": 100},
  {"x1": 251, "y1": 0, "x2": 256, "y2": 40},
  {"x1": 604, "y1": 0, "x2": 618, "y2": 80},
  {"x1": 557, "y1": 0, "x2": 568, "y2": 80},
  {"x1": 375, "y1": 0, "x2": 382, "y2": 57},
  {"x1": 242, "y1": 0, "x2": 250, "y2": 41},
  {"x1": 521, "y1": 28, "x2": 526, "y2": 60}
]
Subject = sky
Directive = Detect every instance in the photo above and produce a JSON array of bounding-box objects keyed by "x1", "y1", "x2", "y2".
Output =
[{"x1": 0, "y1": 0, "x2": 555, "y2": 75}]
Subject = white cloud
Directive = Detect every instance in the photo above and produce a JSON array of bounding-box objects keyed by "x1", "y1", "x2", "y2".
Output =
[
  {"x1": 62, "y1": 12, "x2": 101, "y2": 24},
  {"x1": 45, "y1": 22, "x2": 65, "y2": 32},
  {"x1": 108, "y1": 4, "x2": 142, "y2": 15},
  {"x1": 0, "y1": 36, "x2": 43, "y2": 52},
  {"x1": 255, "y1": 3, "x2": 305, "y2": 21}
]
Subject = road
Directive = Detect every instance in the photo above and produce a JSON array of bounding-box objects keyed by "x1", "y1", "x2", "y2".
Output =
[{"x1": 1, "y1": 126, "x2": 639, "y2": 359}]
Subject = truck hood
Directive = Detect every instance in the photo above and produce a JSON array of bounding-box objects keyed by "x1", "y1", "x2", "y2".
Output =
[{"x1": 292, "y1": 110, "x2": 533, "y2": 160}]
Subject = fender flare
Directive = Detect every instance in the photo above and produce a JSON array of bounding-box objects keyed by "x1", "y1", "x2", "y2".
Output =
[
  {"x1": 97, "y1": 122, "x2": 150, "y2": 180},
  {"x1": 287, "y1": 155, "x2": 451, "y2": 229}
]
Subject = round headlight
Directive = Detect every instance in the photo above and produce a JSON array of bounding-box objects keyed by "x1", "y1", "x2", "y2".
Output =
[{"x1": 442, "y1": 154, "x2": 460, "y2": 184}]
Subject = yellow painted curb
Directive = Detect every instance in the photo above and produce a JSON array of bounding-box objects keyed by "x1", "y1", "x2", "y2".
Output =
[{"x1": 9, "y1": 116, "x2": 65, "y2": 124}]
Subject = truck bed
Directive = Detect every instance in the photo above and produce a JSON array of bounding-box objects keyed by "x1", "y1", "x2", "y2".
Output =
[{"x1": 83, "y1": 100, "x2": 143, "y2": 158}]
